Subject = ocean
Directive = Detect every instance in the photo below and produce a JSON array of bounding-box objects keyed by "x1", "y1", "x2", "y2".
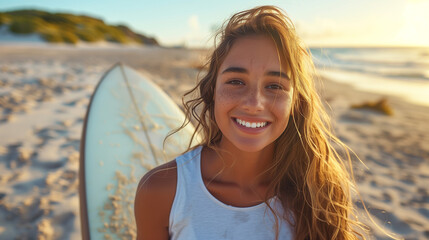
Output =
[{"x1": 310, "y1": 47, "x2": 429, "y2": 107}]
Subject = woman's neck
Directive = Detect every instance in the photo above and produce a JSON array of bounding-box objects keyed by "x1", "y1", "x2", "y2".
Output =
[{"x1": 203, "y1": 139, "x2": 274, "y2": 188}]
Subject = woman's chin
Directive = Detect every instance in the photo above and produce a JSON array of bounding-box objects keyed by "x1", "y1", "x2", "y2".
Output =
[{"x1": 221, "y1": 139, "x2": 274, "y2": 154}]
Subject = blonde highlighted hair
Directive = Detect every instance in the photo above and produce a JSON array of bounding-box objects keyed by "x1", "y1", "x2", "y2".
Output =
[{"x1": 170, "y1": 5, "x2": 396, "y2": 240}]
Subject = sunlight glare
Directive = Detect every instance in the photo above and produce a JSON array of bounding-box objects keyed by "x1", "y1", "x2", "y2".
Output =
[{"x1": 394, "y1": 0, "x2": 429, "y2": 46}]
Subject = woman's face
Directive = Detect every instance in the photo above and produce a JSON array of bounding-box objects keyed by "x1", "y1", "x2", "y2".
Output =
[{"x1": 214, "y1": 35, "x2": 293, "y2": 153}]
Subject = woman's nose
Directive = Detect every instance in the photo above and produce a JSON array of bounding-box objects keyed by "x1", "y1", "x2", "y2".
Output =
[{"x1": 241, "y1": 86, "x2": 265, "y2": 113}]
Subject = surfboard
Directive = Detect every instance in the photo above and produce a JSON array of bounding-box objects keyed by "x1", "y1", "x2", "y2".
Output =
[{"x1": 79, "y1": 63, "x2": 197, "y2": 239}]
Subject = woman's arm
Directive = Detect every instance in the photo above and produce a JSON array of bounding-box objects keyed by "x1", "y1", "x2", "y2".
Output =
[{"x1": 134, "y1": 160, "x2": 177, "y2": 240}]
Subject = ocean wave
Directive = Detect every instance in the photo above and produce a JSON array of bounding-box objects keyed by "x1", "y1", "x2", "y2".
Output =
[
  {"x1": 311, "y1": 47, "x2": 429, "y2": 69},
  {"x1": 311, "y1": 47, "x2": 429, "y2": 82},
  {"x1": 316, "y1": 65, "x2": 429, "y2": 81}
]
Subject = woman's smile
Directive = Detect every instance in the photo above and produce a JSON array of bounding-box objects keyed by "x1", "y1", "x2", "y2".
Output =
[{"x1": 234, "y1": 118, "x2": 269, "y2": 129}]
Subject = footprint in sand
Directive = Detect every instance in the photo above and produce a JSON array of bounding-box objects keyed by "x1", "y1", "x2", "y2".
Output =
[
  {"x1": 2, "y1": 143, "x2": 34, "y2": 169},
  {"x1": 34, "y1": 126, "x2": 69, "y2": 147}
]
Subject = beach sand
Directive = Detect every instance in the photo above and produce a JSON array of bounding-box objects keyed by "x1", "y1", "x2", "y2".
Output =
[{"x1": 0, "y1": 44, "x2": 428, "y2": 239}]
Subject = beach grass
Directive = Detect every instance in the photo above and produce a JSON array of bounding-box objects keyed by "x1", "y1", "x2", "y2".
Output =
[{"x1": 0, "y1": 9, "x2": 158, "y2": 45}]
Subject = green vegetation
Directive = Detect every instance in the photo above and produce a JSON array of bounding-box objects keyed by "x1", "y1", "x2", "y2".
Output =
[
  {"x1": 351, "y1": 98, "x2": 394, "y2": 116},
  {"x1": 0, "y1": 9, "x2": 159, "y2": 45},
  {"x1": 0, "y1": 13, "x2": 9, "y2": 26},
  {"x1": 9, "y1": 18, "x2": 37, "y2": 34}
]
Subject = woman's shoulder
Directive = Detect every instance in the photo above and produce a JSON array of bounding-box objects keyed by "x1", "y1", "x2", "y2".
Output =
[
  {"x1": 134, "y1": 159, "x2": 177, "y2": 239},
  {"x1": 136, "y1": 145, "x2": 202, "y2": 199},
  {"x1": 135, "y1": 159, "x2": 178, "y2": 209},
  {"x1": 137, "y1": 159, "x2": 178, "y2": 194}
]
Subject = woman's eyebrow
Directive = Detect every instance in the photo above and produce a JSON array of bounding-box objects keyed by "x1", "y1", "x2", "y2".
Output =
[
  {"x1": 266, "y1": 71, "x2": 289, "y2": 80},
  {"x1": 221, "y1": 67, "x2": 248, "y2": 74},
  {"x1": 221, "y1": 67, "x2": 289, "y2": 80}
]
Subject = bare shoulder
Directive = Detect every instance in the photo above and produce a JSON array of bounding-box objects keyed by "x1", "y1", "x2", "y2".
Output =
[
  {"x1": 137, "y1": 160, "x2": 178, "y2": 193},
  {"x1": 134, "y1": 160, "x2": 177, "y2": 240}
]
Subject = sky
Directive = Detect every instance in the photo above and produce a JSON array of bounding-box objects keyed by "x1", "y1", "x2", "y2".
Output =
[{"x1": 1, "y1": 0, "x2": 429, "y2": 48}]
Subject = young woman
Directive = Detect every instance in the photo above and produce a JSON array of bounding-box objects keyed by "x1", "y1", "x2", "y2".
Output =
[{"x1": 135, "y1": 6, "x2": 369, "y2": 239}]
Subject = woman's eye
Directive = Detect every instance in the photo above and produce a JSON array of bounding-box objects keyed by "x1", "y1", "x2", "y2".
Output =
[
  {"x1": 266, "y1": 84, "x2": 283, "y2": 90},
  {"x1": 226, "y1": 79, "x2": 244, "y2": 85}
]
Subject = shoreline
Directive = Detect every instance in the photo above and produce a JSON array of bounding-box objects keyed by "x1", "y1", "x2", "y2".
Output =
[{"x1": 319, "y1": 68, "x2": 429, "y2": 108}]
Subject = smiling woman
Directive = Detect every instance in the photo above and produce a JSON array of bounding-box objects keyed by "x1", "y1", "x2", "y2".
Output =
[{"x1": 134, "y1": 5, "x2": 399, "y2": 240}]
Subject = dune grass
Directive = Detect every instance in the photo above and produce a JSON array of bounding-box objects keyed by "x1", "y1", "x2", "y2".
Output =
[
  {"x1": 1, "y1": 9, "x2": 158, "y2": 45},
  {"x1": 9, "y1": 18, "x2": 39, "y2": 34},
  {"x1": 0, "y1": 13, "x2": 10, "y2": 26}
]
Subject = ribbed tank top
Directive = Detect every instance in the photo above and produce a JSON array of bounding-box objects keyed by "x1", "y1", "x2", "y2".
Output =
[{"x1": 169, "y1": 146, "x2": 293, "y2": 240}]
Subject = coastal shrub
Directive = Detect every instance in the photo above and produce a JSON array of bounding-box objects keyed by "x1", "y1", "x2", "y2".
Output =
[
  {"x1": 9, "y1": 18, "x2": 38, "y2": 34},
  {"x1": 6, "y1": 9, "x2": 46, "y2": 18},
  {"x1": 60, "y1": 14, "x2": 80, "y2": 24},
  {"x1": 105, "y1": 33, "x2": 128, "y2": 43},
  {"x1": 105, "y1": 27, "x2": 128, "y2": 43},
  {"x1": 351, "y1": 98, "x2": 394, "y2": 116},
  {"x1": 40, "y1": 27, "x2": 78, "y2": 44},
  {"x1": 43, "y1": 14, "x2": 78, "y2": 33},
  {"x1": 0, "y1": 13, "x2": 8, "y2": 26},
  {"x1": 60, "y1": 31, "x2": 78, "y2": 44},
  {"x1": 42, "y1": 31, "x2": 63, "y2": 43},
  {"x1": 41, "y1": 13, "x2": 71, "y2": 25},
  {"x1": 79, "y1": 15, "x2": 105, "y2": 25},
  {"x1": 76, "y1": 27, "x2": 104, "y2": 42},
  {"x1": 36, "y1": 23, "x2": 57, "y2": 35},
  {"x1": 94, "y1": 24, "x2": 111, "y2": 34}
]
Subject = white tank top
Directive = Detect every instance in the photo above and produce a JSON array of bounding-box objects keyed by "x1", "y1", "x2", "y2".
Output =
[{"x1": 169, "y1": 146, "x2": 293, "y2": 240}]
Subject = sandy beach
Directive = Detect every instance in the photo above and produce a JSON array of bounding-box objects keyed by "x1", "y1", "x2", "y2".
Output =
[{"x1": 0, "y1": 44, "x2": 428, "y2": 239}]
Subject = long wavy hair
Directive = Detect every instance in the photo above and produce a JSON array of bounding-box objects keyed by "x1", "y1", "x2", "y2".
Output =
[{"x1": 170, "y1": 5, "x2": 383, "y2": 240}]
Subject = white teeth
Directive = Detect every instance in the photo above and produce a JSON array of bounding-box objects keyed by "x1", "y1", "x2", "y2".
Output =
[{"x1": 235, "y1": 118, "x2": 267, "y2": 128}]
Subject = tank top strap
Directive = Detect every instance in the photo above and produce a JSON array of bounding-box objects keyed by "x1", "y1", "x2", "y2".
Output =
[{"x1": 169, "y1": 146, "x2": 203, "y2": 229}]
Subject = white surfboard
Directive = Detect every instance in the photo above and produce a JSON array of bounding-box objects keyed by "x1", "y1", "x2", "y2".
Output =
[{"x1": 79, "y1": 63, "x2": 197, "y2": 239}]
